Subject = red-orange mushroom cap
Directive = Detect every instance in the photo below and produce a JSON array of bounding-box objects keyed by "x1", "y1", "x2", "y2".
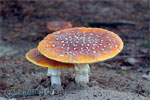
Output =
[
  {"x1": 26, "y1": 48, "x2": 74, "y2": 68},
  {"x1": 38, "y1": 27, "x2": 124, "y2": 64},
  {"x1": 47, "y1": 21, "x2": 72, "y2": 31}
]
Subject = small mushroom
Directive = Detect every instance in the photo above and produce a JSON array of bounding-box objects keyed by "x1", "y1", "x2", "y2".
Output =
[
  {"x1": 26, "y1": 48, "x2": 74, "y2": 85},
  {"x1": 38, "y1": 27, "x2": 123, "y2": 83},
  {"x1": 47, "y1": 21, "x2": 72, "y2": 31}
]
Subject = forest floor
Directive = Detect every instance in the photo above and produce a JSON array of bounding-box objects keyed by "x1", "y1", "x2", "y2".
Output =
[{"x1": 0, "y1": 0, "x2": 150, "y2": 100}]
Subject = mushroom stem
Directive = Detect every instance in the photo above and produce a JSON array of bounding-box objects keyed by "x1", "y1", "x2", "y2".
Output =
[
  {"x1": 75, "y1": 64, "x2": 90, "y2": 83},
  {"x1": 47, "y1": 68, "x2": 61, "y2": 86}
]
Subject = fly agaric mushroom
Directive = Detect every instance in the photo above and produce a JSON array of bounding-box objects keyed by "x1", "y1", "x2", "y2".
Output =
[
  {"x1": 47, "y1": 21, "x2": 72, "y2": 31},
  {"x1": 38, "y1": 27, "x2": 123, "y2": 83},
  {"x1": 26, "y1": 48, "x2": 74, "y2": 85}
]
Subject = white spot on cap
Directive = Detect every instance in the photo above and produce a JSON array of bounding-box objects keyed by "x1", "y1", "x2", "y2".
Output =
[
  {"x1": 93, "y1": 44, "x2": 96, "y2": 46},
  {"x1": 115, "y1": 45, "x2": 118, "y2": 48},
  {"x1": 61, "y1": 41, "x2": 64, "y2": 43},
  {"x1": 92, "y1": 47, "x2": 95, "y2": 49},
  {"x1": 76, "y1": 41, "x2": 79, "y2": 43},
  {"x1": 101, "y1": 49, "x2": 105, "y2": 51},
  {"x1": 65, "y1": 38, "x2": 68, "y2": 40},
  {"x1": 73, "y1": 44, "x2": 76, "y2": 46},
  {"x1": 93, "y1": 51, "x2": 96, "y2": 53},
  {"x1": 56, "y1": 31, "x2": 61, "y2": 35},
  {"x1": 90, "y1": 33, "x2": 93, "y2": 36}
]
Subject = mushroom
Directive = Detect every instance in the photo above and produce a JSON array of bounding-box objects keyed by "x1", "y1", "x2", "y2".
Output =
[
  {"x1": 26, "y1": 48, "x2": 74, "y2": 85},
  {"x1": 47, "y1": 21, "x2": 72, "y2": 31},
  {"x1": 38, "y1": 27, "x2": 123, "y2": 83}
]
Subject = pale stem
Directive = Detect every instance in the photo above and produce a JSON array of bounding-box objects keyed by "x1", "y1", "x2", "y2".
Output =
[
  {"x1": 47, "y1": 68, "x2": 61, "y2": 86},
  {"x1": 75, "y1": 64, "x2": 90, "y2": 83}
]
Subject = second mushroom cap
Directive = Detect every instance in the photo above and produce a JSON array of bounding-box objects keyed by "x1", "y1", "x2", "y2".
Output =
[
  {"x1": 26, "y1": 48, "x2": 74, "y2": 68},
  {"x1": 47, "y1": 21, "x2": 72, "y2": 31}
]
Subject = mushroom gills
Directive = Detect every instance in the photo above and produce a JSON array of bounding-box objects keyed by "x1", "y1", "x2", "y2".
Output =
[
  {"x1": 47, "y1": 68, "x2": 61, "y2": 85},
  {"x1": 75, "y1": 64, "x2": 90, "y2": 83}
]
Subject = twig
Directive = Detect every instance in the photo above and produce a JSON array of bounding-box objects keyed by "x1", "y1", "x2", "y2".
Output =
[
  {"x1": 88, "y1": 21, "x2": 136, "y2": 27},
  {"x1": 16, "y1": 94, "x2": 62, "y2": 100},
  {"x1": 115, "y1": 55, "x2": 147, "y2": 59},
  {"x1": 96, "y1": 63, "x2": 112, "y2": 67}
]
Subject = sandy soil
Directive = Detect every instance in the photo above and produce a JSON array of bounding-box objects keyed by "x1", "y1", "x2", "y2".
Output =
[{"x1": 0, "y1": 0, "x2": 150, "y2": 100}]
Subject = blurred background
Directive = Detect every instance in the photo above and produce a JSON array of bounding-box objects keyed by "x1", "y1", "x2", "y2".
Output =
[{"x1": 0, "y1": 0, "x2": 150, "y2": 99}]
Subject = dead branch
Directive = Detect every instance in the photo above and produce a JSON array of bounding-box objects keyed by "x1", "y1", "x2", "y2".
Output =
[{"x1": 88, "y1": 21, "x2": 136, "y2": 27}]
